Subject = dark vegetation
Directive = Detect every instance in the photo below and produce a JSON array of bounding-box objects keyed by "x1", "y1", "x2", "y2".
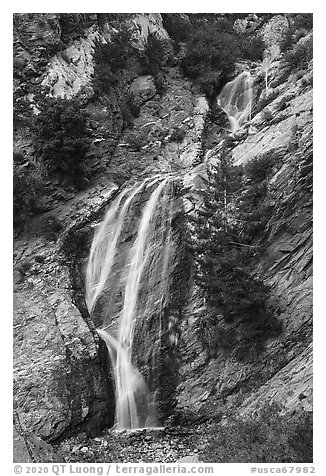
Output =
[
  {"x1": 141, "y1": 32, "x2": 171, "y2": 96},
  {"x1": 179, "y1": 16, "x2": 266, "y2": 98},
  {"x1": 13, "y1": 12, "x2": 313, "y2": 235},
  {"x1": 13, "y1": 162, "x2": 45, "y2": 228},
  {"x1": 141, "y1": 32, "x2": 170, "y2": 77},
  {"x1": 92, "y1": 28, "x2": 136, "y2": 94},
  {"x1": 169, "y1": 127, "x2": 187, "y2": 143},
  {"x1": 58, "y1": 14, "x2": 90, "y2": 44},
  {"x1": 187, "y1": 151, "x2": 282, "y2": 360},
  {"x1": 13, "y1": 94, "x2": 92, "y2": 228},
  {"x1": 284, "y1": 35, "x2": 313, "y2": 70},
  {"x1": 202, "y1": 404, "x2": 313, "y2": 463},
  {"x1": 180, "y1": 20, "x2": 242, "y2": 98},
  {"x1": 33, "y1": 96, "x2": 91, "y2": 185}
]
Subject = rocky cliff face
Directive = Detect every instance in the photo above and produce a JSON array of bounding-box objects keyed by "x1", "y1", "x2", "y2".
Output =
[
  {"x1": 13, "y1": 13, "x2": 312, "y2": 460},
  {"x1": 176, "y1": 57, "x2": 313, "y2": 420},
  {"x1": 13, "y1": 12, "x2": 210, "y2": 448}
]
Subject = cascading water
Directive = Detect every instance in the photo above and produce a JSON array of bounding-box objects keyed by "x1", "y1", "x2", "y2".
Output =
[
  {"x1": 85, "y1": 176, "x2": 173, "y2": 430},
  {"x1": 217, "y1": 71, "x2": 254, "y2": 134}
]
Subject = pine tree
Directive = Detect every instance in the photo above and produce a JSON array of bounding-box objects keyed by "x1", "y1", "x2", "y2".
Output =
[{"x1": 187, "y1": 152, "x2": 281, "y2": 360}]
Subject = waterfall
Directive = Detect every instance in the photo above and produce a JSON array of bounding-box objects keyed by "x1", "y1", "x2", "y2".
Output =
[
  {"x1": 217, "y1": 71, "x2": 254, "y2": 134},
  {"x1": 85, "y1": 177, "x2": 173, "y2": 430}
]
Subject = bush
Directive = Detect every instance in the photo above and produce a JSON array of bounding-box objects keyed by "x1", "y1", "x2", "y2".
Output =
[
  {"x1": 202, "y1": 404, "x2": 313, "y2": 463},
  {"x1": 120, "y1": 101, "x2": 135, "y2": 130},
  {"x1": 180, "y1": 23, "x2": 242, "y2": 97},
  {"x1": 284, "y1": 36, "x2": 313, "y2": 70},
  {"x1": 13, "y1": 163, "x2": 45, "y2": 228},
  {"x1": 169, "y1": 127, "x2": 186, "y2": 143},
  {"x1": 162, "y1": 14, "x2": 191, "y2": 43},
  {"x1": 58, "y1": 14, "x2": 90, "y2": 44},
  {"x1": 238, "y1": 152, "x2": 279, "y2": 243},
  {"x1": 33, "y1": 96, "x2": 91, "y2": 187},
  {"x1": 13, "y1": 95, "x2": 33, "y2": 124},
  {"x1": 141, "y1": 32, "x2": 171, "y2": 77},
  {"x1": 92, "y1": 28, "x2": 136, "y2": 94},
  {"x1": 187, "y1": 154, "x2": 281, "y2": 360},
  {"x1": 242, "y1": 35, "x2": 266, "y2": 61},
  {"x1": 293, "y1": 14, "x2": 313, "y2": 31},
  {"x1": 153, "y1": 72, "x2": 167, "y2": 96},
  {"x1": 93, "y1": 28, "x2": 134, "y2": 74}
]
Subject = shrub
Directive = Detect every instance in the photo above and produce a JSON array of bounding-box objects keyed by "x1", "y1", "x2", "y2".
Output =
[
  {"x1": 169, "y1": 127, "x2": 186, "y2": 143},
  {"x1": 162, "y1": 14, "x2": 191, "y2": 43},
  {"x1": 13, "y1": 163, "x2": 45, "y2": 228},
  {"x1": 58, "y1": 14, "x2": 88, "y2": 44},
  {"x1": 187, "y1": 154, "x2": 281, "y2": 360},
  {"x1": 263, "y1": 107, "x2": 273, "y2": 121},
  {"x1": 120, "y1": 101, "x2": 134, "y2": 130},
  {"x1": 180, "y1": 23, "x2": 242, "y2": 97},
  {"x1": 141, "y1": 32, "x2": 171, "y2": 77},
  {"x1": 284, "y1": 36, "x2": 313, "y2": 70},
  {"x1": 33, "y1": 96, "x2": 91, "y2": 187},
  {"x1": 238, "y1": 152, "x2": 279, "y2": 244},
  {"x1": 293, "y1": 14, "x2": 313, "y2": 31},
  {"x1": 94, "y1": 28, "x2": 134, "y2": 74},
  {"x1": 153, "y1": 72, "x2": 167, "y2": 96},
  {"x1": 92, "y1": 28, "x2": 136, "y2": 94},
  {"x1": 242, "y1": 35, "x2": 266, "y2": 61},
  {"x1": 202, "y1": 404, "x2": 313, "y2": 463},
  {"x1": 13, "y1": 95, "x2": 33, "y2": 124}
]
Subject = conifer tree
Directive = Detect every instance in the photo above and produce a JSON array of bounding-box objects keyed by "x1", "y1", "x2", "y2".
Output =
[{"x1": 187, "y1": 151, "x2": 281, "y2": 360}]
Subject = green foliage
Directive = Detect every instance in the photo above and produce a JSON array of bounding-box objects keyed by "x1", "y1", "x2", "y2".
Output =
[
  {"x1": 141, "y1": 32, "x2": 170, "y2": 77},
  {"x1": 33, "y1": 96, "x2": 91, "y2": 186},
  {"x1": 180, "y1": 22, "x2": 242, "y2": 97},
  {"x1": 58, "y1": 14, "x2": 89, "y2": 44},
  {"x1": 13, "y1": 94, "x2": 33, "y2": 124},
  {"x1": 162, "y1": 14, "x2": 191, "y2": 43},
  {"x1": 202, "y1": 404, "x2": 313, "y2": 463},
  {"x1": 13, "y1": 162, "x2": 45, "y2": 228},
  {"x1": 292, "y1": 14, "x2": 313, "y2": 31},
  {"x1": 120, "y1": 95, "x2": 140, "y2": 130},
  {"x1": 241, "y1": 35, "x2": 266, "y2": 61},
  {"x1": 95, "y1": 28, "x2": 134, "y2": 74},
  {"x1": 153, "y1": 72, "x2": 167, "y2": 97},
  {"x1": 187, "y1": 152, "x2": 281, "y2": 360},
  {"x1": 92, "y1": 28, "x2": 135, "y2": 95},
  {"x1": 238, "y1": 152, "x2": 278, "y2": 243},
  {"x1": 284, "y1": 36, "x2": 313, "y2": 70},
  {"x1": 169, "y1": 127, "x2": 186, "y2": 143}
]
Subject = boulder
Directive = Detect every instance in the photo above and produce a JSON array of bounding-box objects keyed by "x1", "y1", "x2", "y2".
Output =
[
  {"x1": 13, "y1": 426, "x2": 59, "y2": 463},
  {"x1": 129, "y1": 76, "x2": 156, "y2": 107}
]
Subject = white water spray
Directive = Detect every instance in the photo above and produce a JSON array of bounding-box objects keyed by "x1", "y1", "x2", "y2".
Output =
[
  {"x1": 217, "y1": 71, "x2": 254, "y2": 134},
  {"x1": 86, "y1": 177, "x2": 172, "y2": 429}
]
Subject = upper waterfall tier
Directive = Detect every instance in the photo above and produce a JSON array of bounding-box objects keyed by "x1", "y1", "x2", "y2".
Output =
[{"x1": 217, "y1": 71, "x2": 254, "y2": 134}]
